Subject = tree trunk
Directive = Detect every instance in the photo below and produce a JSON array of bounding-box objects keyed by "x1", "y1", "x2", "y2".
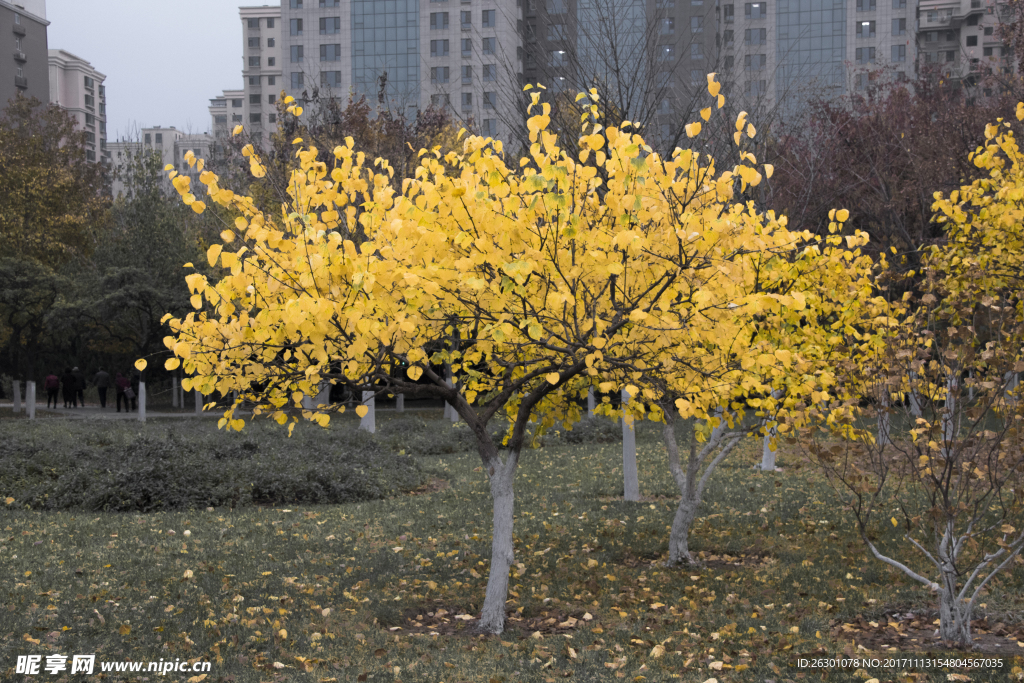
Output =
[
  {"x1": 938, "y1": 572, "x2": 971, "y2": 646},
  {"x1": 478, "y1": 456, "x2": 516, "y2": 634},
  {"x1": 760, "y1": 390, "x2": 784, "y2": 470},
  {"x1": 587, "y1": 388, "x2": 595, "y2": 417},
  {"x1": 622, "y1": 388, "x2": 640, "y2": 501},
  {"x1": 669, "y1": 497, "x2": 699, "y2": 564}
]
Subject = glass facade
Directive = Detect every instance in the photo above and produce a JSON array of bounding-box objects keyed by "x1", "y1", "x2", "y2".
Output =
[
  {"x1": 775, "y1": 0, "x2": 847, "y2": 111},
  {"x1": 352, "y1": 0, "x2": 420, "y2": 111}
]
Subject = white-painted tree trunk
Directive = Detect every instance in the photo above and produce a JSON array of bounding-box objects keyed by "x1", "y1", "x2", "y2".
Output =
[
  {"x1": 138, "y1": 382, "x2": 147, "y2": 423},
  {"x1": 587, "y1": 388, "x2": 595, "y2": 417},
  {"x1": 172, "y1": 377, "x2": 179, "y2": 408},
  {"x1": 315, "y1": 383, "x2": 330, "y2": 408},
  {"x1": 941, "y1": 375, "x2": 957, "y2": 458},
  {"x1": 359, "y1": 390, "x2": 376, "y2": 433},
  {"x1": 621, "y1": 388, "x2": 639, "y2": 502},
  {"x1": 12, "y1": 380, "x2": 21, "y2": 413},
  {"x1": 195, "y1": 389, "x2": 202, "y2": 414},
  {"x1": 909, "y1": 372, "x2": 922, "y2": 418},
  {"x1": 477, "y1": 457, "x2": 516, "y2": 634},
  {"x1": 26, "y1": 381, "x2": 35, "y2": 420},
  {"x1": 444, "y1": 370, "x2": 459, "y2": 423},
  {"x1": 301, "y1": 393, "x2": 313, "y2": 411},
  {"x1": 760, "y1": 390, "x2": 783, "y2": 470},
  {"x1": 395, "y1": 393, "x2": 404, "y2": 412}
]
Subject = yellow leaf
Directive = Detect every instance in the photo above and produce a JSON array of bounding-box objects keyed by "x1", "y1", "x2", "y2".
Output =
[
  {"x1": 546, "y1": 373, "x2": 561, "y2": 384},
  {"x1": 232, "y1": 125, "x2": 243, "y2": 135},
  {"x1": 685, "y1": 122, "x2": 702, "y2": 138},
  {"x1": 891, "y1": 517, "x2": 898, "y2": 527},
  {"x1": 119, "y1": 624, "x2": 131, "y2": 635},
  {"x1": 207, "y1": 244, "x2": 223, "y2": 267},
  {"x1": 700, "y1": 107, "x2": 711, "y2": 121},
  {"x1": 836, "y1": 208, "x2": 850, "y2": 222},
  {"x1": 407, "y1": 366, "x2": 423, "y2": 381},
  {"x1": 356, "y1": 405, "x2": 369, "y2": 418},
  {"x1": 650, "y1": 644, "x2": 665, "y2": 658},
  {"x1": 165, "y1": 358, "x2": 180, "y2": 371},
  {"x1": 191, "y1": 201, "x2": 206, "y2": 214},
  {"x1": 764, "y1": 164, "x2": 774, "y2": 179},
  {"x1": 134, "y1": 359, "x2": 147, "y2": 372},
  {"x1": 4, "y1": 497, "x2": 12, "y2": 505}
]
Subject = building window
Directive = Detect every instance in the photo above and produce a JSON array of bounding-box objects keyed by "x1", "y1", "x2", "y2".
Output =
[
  {"x1": 658, "y1": 45, "x2": 675, "y2": 61},
  {"x1": 145, "y1": 133, "x2": 151, "y2": 144},
  {"x1": 724, "y1": 4, "x2": 734, "y2": 21},
  {"x1": 290, "y1": 19, "x2": 303, "y2": 36},
  {"x1": 462, "y1": 92, "x2": 473, "y2": 110},
  {"x1": 745, "y1": 2, "x2": 765, "y2": 19},
  {"x1": 462, "y1": 65, "x2": 473, "y2": 83},
  {"x1": 214, "y1": 115, "x2": 227, "y2": 124},
  {"x1": 691, "y1": 16, "x2": 702, "y2": 33},
  {"x1": 548, "y1": 23, "x2": 567, "y2": 40},
  {"x1": 86, "y1": 150, "x2": 95, "y2": 162},
  {"x1": 462, "y1": 10, "x2": 472, "y2": 28},
  {"x1": 268, "y1": 76, "x2": 276, "y2": 86},
  {"x1": 984, "y1": 46, "x2": 994, "y2": 56},
  {"x1": 966, "y1": 35, "x2": 978, "y2": 46},
  {"x1": 483, "y1": 119, "x2": 497, "y2": 136},
  {"x1": 84, "y1": 76, "x2": 94, "y2": 88},
  {"x1": 321, "y1": 44, "x2": 342, "y2": 61},
  {"x1": 290, "y1": 0, "x2": 302, "y2": 7},
  {"x1": 247, "y1": 18, "x2": 259, "y2": 29},
  {"x1": 291, "y1": 45, "x2": 304, "y2": 62},
  {"x1": 744, "y1": 53, "x2": 766, "y2": 70},
  {"x1": 431, "y1": 93, "x2": 451, "y2": 107},
  {"x1": 250, "y1": 94, "x2": 260, "y2": 104},
  {"x1": 745, "y1": 28, "x2": 767, "y2": 44},
  {"x1": 431, "y1": 66, "x2": 450, "y2": 83},
  {"x1": 892, "y1": 18, "x2": 906, "y2": 35},
  {"x1": 291, "y1": 72, "x2": 304, "y2": 89},
  {"x1": 483, "y1": 63, "x2": 497, "y2": 81},
  {"x1": 985, "y1": 26, "x2": 994, "y2": 35},
  {"x1": 267, "y1": 18, "x2": 274, "y2": 29},
  {"x1": 86, "y1": 113, "x2": 95, "y2": 125},
  {"x1": 431, "y1": 12, "x2": 450, "y2": 29},
  {"x1": 249, "y1": 76, "x2": 259, "y2": 85},
  {"x1": 892, "y1": 0, "x2": 905, "y2": 7},
  {"x1": 966, "y1": 14, "x2": 979, "y2": 25},
  {"x1": 725, "y1": 55, "x2": 735, "y2": 68},
  {"x1": 250, "y1": 113, "x2": 261, "y2": 123},
  {"x1": 856, "y1": 0, "x2": 875, "y2": 10},
  {"x1": 483, "y1": 37, "x2": 496, "y2": 54},
  {"x1": 268, "y1": 57, "x2": 275, "y2": 66},
  {"x1": 855, "y1": 72, "x2": 868, "y2": 90},
  {"x1": 268, "y1": 38, "x2": 275, "y2": 47},
  {"x1": 431, "y1": 39, "x2": 450, "y2": 56},
  {"x1": 691, "y1": 43, "x2": 703, "y2": 58},
  {"x1": 856, "y1": 46, "x2": 875, "y2": 63},
  {"x1": 745, "y1": 79, "x2": 766, "y2": 95},
  {"x1": 248, "y1": 56, "x2": 259, "y2": 67},
  {"x1": 14, "y1": 12, "x2": 21, "y2": 24},
  {"x1": 85, "y1": 94, "x2": 94, "y2": 107},
  {"x1": 856, "y1": 20, "x2": 875, "y2": 37},
  {"x1": 268, "y1": 94, "x2": 277, "y2": 104},
  {"x1": 723, "y1": 29, "x2": 734, "y2": 45},
  {"x1": 269, "y1": 113, "x2": 278, "y2": 123},
  {"x1": 232, "y1": 114, "x2": 243, "y2": 122},
  {"x1": 547, "y1": 0, "x2": 567, "y2": 12},
  {"x1": 662, "y1": 17, "x2": 674, "y2": 34},
  {"x1": 946, "y1": 50, "x2": 956, "y2": 62},
  {"x1": 321, "y1": 70, "x2": 342, "y2": 87},
  {"x1": 462, "y1": 38, "x2": 473, "y2": 56},
  {"x1": 484, "y1": 91, "x2": 497, "y2": 109},
  {"x1": 320, "y1": 17, "x2": 341, "y2": 34},
  {"x1": 248, "y1": 37, "x2": 260, "y2": 48},
  {"x1": 232, "y1": 98, "x2": 243, "y2": 107},
  {"x1": 320, "y1": 0, "x2": 340, "y2": 5},
  {"x1": 482, "y1": 9, "x2": 496, "y2": 27},
  {"x1": 155, "y1": 133, "x2": 163, "y2": 143}
]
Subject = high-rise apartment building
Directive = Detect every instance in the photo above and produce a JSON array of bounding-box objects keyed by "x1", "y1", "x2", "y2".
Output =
[
  {"x1": 48, "y1": 49, "x2": 108, "y2": 163},
  {"x1": 1, "y1": 0, "x2": 49, "y2": 106},
  {"x1": 269, "y1": 0, "x2": 520, "y2": 139},
  {"x1": 241, "y1": 5, "x2": 283, "y2": 144},
  {"x1": 917, "y1": 0, "x2": 1014, "y2": 88},
  {"x1": 108, "y1": 127, "x2": 214, "y2": 197},
  {"x1": 209, "y1": 88, "x2": 245, "y2": 141}
]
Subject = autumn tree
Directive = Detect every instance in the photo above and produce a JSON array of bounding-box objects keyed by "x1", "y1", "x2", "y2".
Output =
[
  {"x1": 804, "y1": 107, "x2": 1024, "y2": 647},
  {"x1": 160, "y1": 82, "x2": 870, "y2": 633}
]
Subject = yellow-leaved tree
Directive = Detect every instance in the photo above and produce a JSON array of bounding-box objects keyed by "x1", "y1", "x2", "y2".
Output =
[{"x1": 160, "y1": 80, "x2": 874, "y2": 633}]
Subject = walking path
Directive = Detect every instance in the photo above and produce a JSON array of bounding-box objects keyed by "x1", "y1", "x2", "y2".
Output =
[{"x1": 0, "y1": 403, "x2": 217, "y2": 419}]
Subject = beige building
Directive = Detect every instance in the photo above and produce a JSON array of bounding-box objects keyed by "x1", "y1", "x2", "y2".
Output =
[
  {"x1": 48, "y1": 49, "x2": 108, "y2": 163},
  {"x1": 108, "y1": 127, "x2": 214, "y2": 198},
  {"x1": 209, "y1": 88, "x2": 245, "y2": 141},
  {"x1": 240, "y1": 5, "x2": 282, "y2": 145},
  {"x1": 1, "y1": 0, "x2": 49, "y2": 107},
  {"x1": 917, "y1": 0, "x2": 1015, "y2": 88}
]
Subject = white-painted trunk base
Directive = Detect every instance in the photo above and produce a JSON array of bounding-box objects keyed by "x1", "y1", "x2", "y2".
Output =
[
  {"x1": 621, "y1": 388, "x2": 639, "y2": 501},
  {"x1": 478, "y1": 460, "x2": 516, "y2": 634},
  {"x1": 195, "y1": 389, "x2": 202, "y2": 414},
  {"x1": 587, "y1": 388, "x2": 595, "y2": 418},
  {"x1": 138, "y1": 382, "x2": 147, "y2": 423},
  {"x1": 395, "y1": 394, "x2": 404, "y2": 412},
  {"x1": 359, "y1": 391, "x2": 376, "y2": 433},
  {"x1": 26, "y1": 381, "x2": 36, "y2": 419}
]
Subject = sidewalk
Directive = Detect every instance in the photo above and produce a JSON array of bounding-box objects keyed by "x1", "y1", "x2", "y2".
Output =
[{"x1": 0, "y1": 403, "x2": 218, "y2": 419}]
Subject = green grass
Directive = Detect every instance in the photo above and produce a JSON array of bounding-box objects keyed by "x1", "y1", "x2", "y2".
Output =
[{"x1": 1, "y1": 413, "x2": 1022, "y2": 682}]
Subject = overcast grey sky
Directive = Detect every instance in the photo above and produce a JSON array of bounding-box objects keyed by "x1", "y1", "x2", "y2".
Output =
[{"x1": 48, "y1": 0, "x2": 246, "y2": 141}]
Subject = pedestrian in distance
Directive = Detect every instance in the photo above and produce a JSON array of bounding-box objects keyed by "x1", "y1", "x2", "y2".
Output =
[
  {"x1": 93, "y1": 367, "x2": 111, "y2": 409},
  {"x1": 115, "y1": 372, "x2": 130, "y2": 413},
  {"x1": 60, "y1": 367, "x2": 76, "y2": 408},
  {"x1": 72, "y1": 366, "x2": 86, "y2": 407},
  {"x1": 44, "y1": 371, "x2": 59, "y2": 409}
]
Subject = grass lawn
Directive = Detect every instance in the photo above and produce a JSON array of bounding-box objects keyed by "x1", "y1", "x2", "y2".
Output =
[{"x1": 1, "y1": 414, "x2": 1022, "y2": 682}]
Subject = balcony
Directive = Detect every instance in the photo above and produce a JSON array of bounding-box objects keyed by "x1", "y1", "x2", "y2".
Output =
[
  {"x1": 13, "y1": 23, "x2": 26, "y2": 35},
  {"x1": 15, "y1": 75, "x2": 27, "y2": 88},
  {"x1": 13, "y1": 50, "x2": 25, "y2": 62}
]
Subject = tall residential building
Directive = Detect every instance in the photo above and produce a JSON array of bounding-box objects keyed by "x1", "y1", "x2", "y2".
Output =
[
  {"x1": 209, "y1": 88, "x2": 245, "y2": 141},
  {"x1": 1, "y1": 0, "x2": 49, "y2": 106},
  {"x1": 917, "y1": 0, "x2": 1015, "y2": 88},
  {"x1": 108, "y1": 127, "x2": 214, "y2": 197},
  {"x1": 271, "y1": 0, "x2": 521, "y2": 140},
  {"x1": 48, "y1": 49, "x2": 108, "y2": 163},
  {"x1": 240, "y1": 5, "x2": 282, "y2": 145}
]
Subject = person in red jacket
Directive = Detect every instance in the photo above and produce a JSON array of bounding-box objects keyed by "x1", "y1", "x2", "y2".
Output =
[{"x1": 44, "y1": 372, "x2": 59, "y2": 409}]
